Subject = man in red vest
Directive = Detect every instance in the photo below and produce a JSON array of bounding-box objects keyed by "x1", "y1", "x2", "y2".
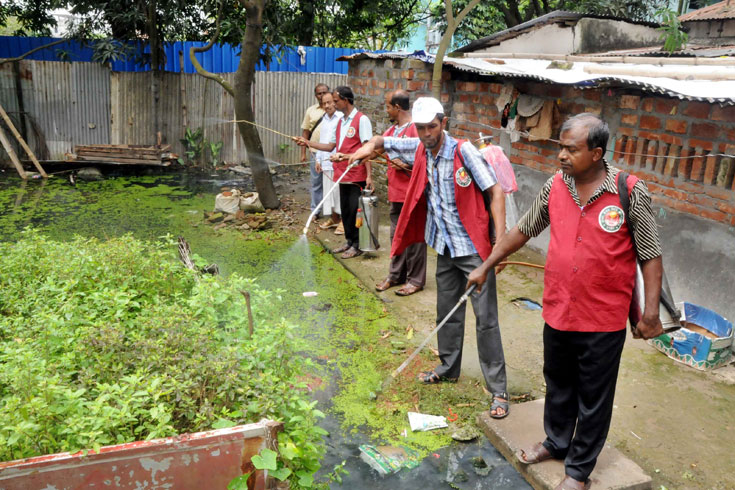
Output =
[
  {"x1": 374, "y1": 90, "x2": 427, "y2": 297},
  {"x1": 348, "y1": 97, "x2": 510, "y2": 419},
  {"x1": 467, "y1": 113, "x2": 664, "y2": 490},
  {"x1": 296, "y1": 86, "x2": 373, "y2": 258}
]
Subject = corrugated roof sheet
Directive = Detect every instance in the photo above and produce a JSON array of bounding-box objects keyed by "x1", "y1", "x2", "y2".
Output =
[
  {"x1": 588, "y1": 42, "x2": 735, "y2": 57},
  {"x1": 680, "y1": 0, "x2": 735, "y2": 21},
  {"x1": 339, "y1": 51, "x2": 735, "y2": 104}
]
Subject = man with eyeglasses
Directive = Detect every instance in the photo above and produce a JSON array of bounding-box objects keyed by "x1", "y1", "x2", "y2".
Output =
[{"x1": 301, "y1": 83, "x2": 329, "y2": 216}]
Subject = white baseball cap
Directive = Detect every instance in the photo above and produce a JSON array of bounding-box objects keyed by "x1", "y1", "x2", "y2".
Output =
[{"x1": 411, "y1": 97, "x2": 445, "y2": 124}]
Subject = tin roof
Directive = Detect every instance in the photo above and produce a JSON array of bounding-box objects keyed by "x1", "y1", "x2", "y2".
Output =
[
  {"x1": 456, "y1": 11, "x2": 661, "y2": 53},
  {"x1": 339, "y1": 51, "x2": 735, "y2": 104},
  {"x1": 588, "y1": 43, "x2": 735, "y2": 57},
  {"x1": 680, "y1": 0, "x2": 735, "y2": 22}
]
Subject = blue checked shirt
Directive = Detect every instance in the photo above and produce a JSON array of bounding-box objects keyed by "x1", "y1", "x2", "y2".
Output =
[{"x1": 384, "y1": 132, "x2": 497, "y2": 257}]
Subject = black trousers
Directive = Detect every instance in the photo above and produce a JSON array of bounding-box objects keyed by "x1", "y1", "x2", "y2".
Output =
[
  {"x1": 541, "y1": 324, "x2": 626, "y2": 482},
  {"x1": 339, "y1": 182, "x2": 365, "y2": 248}
]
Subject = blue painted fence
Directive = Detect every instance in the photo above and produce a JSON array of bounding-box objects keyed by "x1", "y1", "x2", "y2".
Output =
[{"x1": 0, "y1": 36, "x2": 368, "y2": 74}]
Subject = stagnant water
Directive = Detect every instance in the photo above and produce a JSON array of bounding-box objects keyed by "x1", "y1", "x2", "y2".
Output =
[{"x1": 0, "y1": 169, "x2": 529, "y2": 489}]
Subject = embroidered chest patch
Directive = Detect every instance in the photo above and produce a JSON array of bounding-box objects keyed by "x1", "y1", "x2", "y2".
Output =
[
  {"x1": 346, "y1": 126, "x2": 356, "y2": 138},
  {"x1": 455, "y1": 167, "x2": 472, "y2": 187},
  {"x1": 598, "y1": 205, "x2": 625, "y2": 233}
]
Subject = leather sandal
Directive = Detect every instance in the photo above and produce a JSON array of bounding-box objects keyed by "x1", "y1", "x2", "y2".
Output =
[
  {"x1": 516, "y1": 442, "x2": 554, "y2": 465},
  {"x1": 395, "y1": 283, "x2": 423, "y2": 296},
  {"x1": 332, "y1": 244, "x2": 350, "y2": 254},
  {"x1": 319, "y1": 218, "x2": 338, "y2": 230},
  {"x1": 341, "y1": 246, "x2": 363, "y2": 259},
  {"x1": 554, "y1": 476, "x2": 591, "y2": 490},
  {"x1": 376, "y1": 278, "x2": 400, "y2": 292},
  {"x1": 490, "y1": 392, "x2": 509, "y2": 419}
]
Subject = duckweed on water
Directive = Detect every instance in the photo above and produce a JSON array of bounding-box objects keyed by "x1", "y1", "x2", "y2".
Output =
[{"x1": 0, "y1": 174, "x2": 488, "y2": 468}]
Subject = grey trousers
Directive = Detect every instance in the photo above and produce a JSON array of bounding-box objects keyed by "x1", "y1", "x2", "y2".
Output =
[
  {"x1": 388, "y1": 202, "x2": 427, "y2": 287},
  {"x1": 309, "y1": 159, "x2": 323, "y2": 212},
  {"x1": 435, "y1": 252, "x2": 507, "y2": 395}
]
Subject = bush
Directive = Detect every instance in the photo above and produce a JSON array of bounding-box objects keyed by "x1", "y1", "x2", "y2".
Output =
[{"x1": 0, "y1": 230, "x2": 325, "y2": 486}]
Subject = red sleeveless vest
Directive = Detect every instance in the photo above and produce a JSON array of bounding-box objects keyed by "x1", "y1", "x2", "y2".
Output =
[
  {"x1": 333, "y1": 111, "x2": 367, "y2": 182},
  {"x1": 543, "y1": 172, "x2": 638, "y2": 332},
  {"x1": 391, "y1": 140, "x2": 492, "y2": 259},
  {"x1": 383, "y1": 123, "x2": 418, "y2": 202}
]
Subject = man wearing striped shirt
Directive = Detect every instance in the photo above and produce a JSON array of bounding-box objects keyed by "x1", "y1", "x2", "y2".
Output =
[
  {"x1": 348, "y1": 97, "x2": 510, "y2": 419},
  {"x1": 467, "y1": 113, "x2": 664, "y2": 490}
]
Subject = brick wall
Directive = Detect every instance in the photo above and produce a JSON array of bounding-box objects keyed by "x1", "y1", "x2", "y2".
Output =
[{"x1": 347, "y1": 58, "x2": 735, "y2": 226}]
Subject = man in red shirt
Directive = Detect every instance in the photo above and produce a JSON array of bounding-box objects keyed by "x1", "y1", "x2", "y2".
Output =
[
  {"x1": 467, "y1": 113, "x2": 664, "y2": 490},
  {"x1": 375, "y1": 90, "x2": 427, "y2": 296}
]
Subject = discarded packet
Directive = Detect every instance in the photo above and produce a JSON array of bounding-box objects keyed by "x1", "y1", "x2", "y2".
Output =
[
  {"x1": 302, "y1": 291, "x2": 318, "y2": 297},
  {"x1": 358, "y1": 444, "x2": 420, "y2": 475},
  {"x1": 407, "y1": 411, "x2": 448, "y2": 432}
]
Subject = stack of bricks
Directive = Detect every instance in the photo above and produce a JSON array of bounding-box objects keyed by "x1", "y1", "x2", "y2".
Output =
[{"x1": 347, "y1": 56, "x2": 735, "y2": 226}]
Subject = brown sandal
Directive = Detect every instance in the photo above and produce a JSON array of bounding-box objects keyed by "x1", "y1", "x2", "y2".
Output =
[
  {"x1": 554, "y1": 476, "x2": 591, "y2": 490},
  {"x1": 341, "y1": 247, "x2": 363, "y2": 259},
  {"x1": 516, "y1": 442, "x2": 554, "y2": 465}
]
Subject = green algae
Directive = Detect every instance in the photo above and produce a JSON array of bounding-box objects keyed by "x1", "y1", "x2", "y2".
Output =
[{"x1": 0, "y1": 173, "x2": 479, "y2": 459}]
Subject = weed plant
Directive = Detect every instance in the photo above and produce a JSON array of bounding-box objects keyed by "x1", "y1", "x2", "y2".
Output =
[{"x1": 0, "y1": 230, "x2": 325, "y2": 486}]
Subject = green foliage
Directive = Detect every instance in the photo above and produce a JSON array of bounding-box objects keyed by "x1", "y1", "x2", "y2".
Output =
[
  {"x1": 179, "y1": 127, "x2": 224, "y2": 167},
  {"x1": 657, "y1": 8, "x2": 688, "y2": 53},
  {"x1": 179, "y1": 127, "x2": 205, "y2": 165},
  {"x1": 0, "y1": 231, "x2": 326, "y2": 488},
  {"x1": 433, "y1": 0, "x2": 666, "y2": 47},
  {"x1": 208, "y1": 141, "x2": 224, "y2": 167}
]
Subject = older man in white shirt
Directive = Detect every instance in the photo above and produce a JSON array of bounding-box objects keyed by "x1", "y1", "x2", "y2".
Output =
[{"x1": 314, "y1": 92, "x2": 344, "y2": 232}]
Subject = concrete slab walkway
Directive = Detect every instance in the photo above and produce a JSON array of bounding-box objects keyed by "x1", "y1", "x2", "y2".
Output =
[{"x1": 476, "y1": 399, "x2": 651, "y2": 490}]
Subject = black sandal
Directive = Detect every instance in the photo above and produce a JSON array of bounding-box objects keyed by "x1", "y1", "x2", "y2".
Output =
[{"x1": 418, "y1": 369, "x2": 458, "y2": 384}]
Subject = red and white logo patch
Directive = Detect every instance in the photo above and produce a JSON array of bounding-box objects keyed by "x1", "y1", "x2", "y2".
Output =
[
  {"x1": 346, "y1": 126, "x2": 356, "y2": 138},
  {"x1": 598, "y1": 205, "x2": 625, "y2": 233}
]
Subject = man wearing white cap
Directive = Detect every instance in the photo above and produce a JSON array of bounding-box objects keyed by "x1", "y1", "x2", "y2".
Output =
[{"x1": 348, "y1": 97, "x2": 509, "y2": 418}]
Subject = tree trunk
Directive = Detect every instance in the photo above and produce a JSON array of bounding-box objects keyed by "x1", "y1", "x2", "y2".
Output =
[
  {"x1": 235, "y1": 0, "x2": 280, "y2": 209},
  {"x1": 432, "y1": 0, "x2": 482, "y2": 99},
  {"x1": 147, "y1": 0, "x2": 163, "y2": 143}
]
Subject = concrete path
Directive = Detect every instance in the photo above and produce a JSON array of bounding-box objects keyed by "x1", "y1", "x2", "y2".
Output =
[
  {"x1": 476, "y1": 399, "x2": 651, "y2": 490},
  {"x1": 302, "y1": 193, "x2": 735, "y2": 490}
]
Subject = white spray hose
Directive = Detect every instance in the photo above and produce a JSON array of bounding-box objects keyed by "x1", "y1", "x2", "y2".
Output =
[{"x1": 302, "y1": 160, "x2": 361, "y2": 235}]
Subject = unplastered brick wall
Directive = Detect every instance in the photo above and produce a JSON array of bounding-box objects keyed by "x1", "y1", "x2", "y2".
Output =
[
  {"x1": 346, "y1": 57, "x2": 735, "y2": 225},
  {"x1": 348, "y1": 58, "x2": 451, "y2": 199}
]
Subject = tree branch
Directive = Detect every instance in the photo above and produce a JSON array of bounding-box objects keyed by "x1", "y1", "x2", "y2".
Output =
[
  {"x1": 189, "y1": 1, "x2": 234, "y2": 96},
  {"x1": 444, "y1": 0, "x2": 455, "y2": 27},
  {"x1": 0, "y1": 38, "x2": 68, "y2": 66}
]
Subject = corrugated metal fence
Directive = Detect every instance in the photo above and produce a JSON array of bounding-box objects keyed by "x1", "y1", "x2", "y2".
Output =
[
  {"x1": 0, "y1": 60, "x2": 346, "y2": 165},
  {"x1": 0, "y1": 36, "x2": 367, "y2": 74}
]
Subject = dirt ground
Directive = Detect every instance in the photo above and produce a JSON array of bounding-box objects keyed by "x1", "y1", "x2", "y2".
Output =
[{"x1": 286, "y1": 170, "x2": 735, "y2": 490}]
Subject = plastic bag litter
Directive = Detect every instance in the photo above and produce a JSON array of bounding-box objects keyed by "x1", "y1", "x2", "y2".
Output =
[
  {"x1": 214, "y1": 189, "x2": 241, "y2": 214},
  {"x1": 408, "y1": 411, "x2": 448, "y2": 432},
  {"x1": 302, "y1": 292, "x2": 318, "y2": 297},
  {"x1": 358, "y1": 444, "x2": 420, "y2": 475}
]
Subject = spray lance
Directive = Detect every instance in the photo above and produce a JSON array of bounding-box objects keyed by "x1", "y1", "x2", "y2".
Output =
[{"x1": 302, "y1": 159, "x2": 362, "y2": 235}]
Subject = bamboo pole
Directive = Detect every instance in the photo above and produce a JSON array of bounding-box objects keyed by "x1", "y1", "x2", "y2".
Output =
[
  {"x1": 0, "y1": 123, "x2": 26, "y2": 179},
  {"x1": 457, "y1": 52, "x2": 735, "y2": 67},
  {"x1": 0, "y1": 102, "x2": 47, "y2": 177}
]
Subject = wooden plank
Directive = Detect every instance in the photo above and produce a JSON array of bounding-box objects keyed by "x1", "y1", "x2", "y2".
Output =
[
  {"x1": 0, "y1": 123, "x2": 27, "y2": 179},
  {"x1": 0, "y1": 102, "x2": 47, "y2": 177},
  {"x1": 75, "y1": 151, "x2": 163, "y2": 161},
  {"x1": 75, "y1": 155, "x2": 169, "y2": 165}
]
